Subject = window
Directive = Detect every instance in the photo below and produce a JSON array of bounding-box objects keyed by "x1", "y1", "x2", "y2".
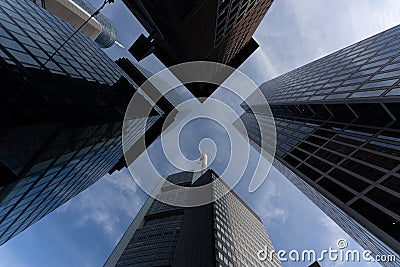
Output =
[
  {"x1": 387, "y1": 88, "x2": 400, "y2": 96},
  {"x1": 366, "y1": 188, "x2": 400, "y2": 216},
  {"x1": 382, "y1": 176, "x2": 400, "y2": 194},
  {"x1": 334, "y1": 85, "x2": 358, "y2": 92},
  {"x1": 318, "y1": 178, "x2": 355, "y2": 202},
  {"x1": 297, "y1": 164, "x2": 321, "y2": 181},
  {"x1": 326, "y1": 93, "x2": 349, "y2": 99},
  {"x1": 350, "y1": 89, "x2": 385, "y2": 98},
  {"x1": 307, "y1": 157, "x2": 333, "y2": 172},
  {"x1": 283, "y1": 154, "x2": 301, "y2": 167},
  {"x1": 360, "y1": 79, "x2": 397, "y2": 89},
  {"x1": 365, "y1": 141, "x2": 400, "y2": 158},
  {"x1": 315, "y1": 149, "x2": 344, "y2": 163},
  {"x1": 328, "y1": 168, "x2": 370, "y2": 192},
  {"x1": 381, "y1": 63, "x2": 400, "y2": 72},
  {"x1": 351, "y1": 67, "x2": 380, "y2": 77},
  {"x1": 361, "y1": 59, "x2": 390, "y2": 70},
  {"x1": 372, "y1": 69, "x2": 400, "y2": 80},
  {"x1": 350, "y1": 199, "x2": 399, "y2": 240},
  {"x1": 352, "y1": 149, "x2": 398, "y2": 170},
  {"x1": 341, "y1": 159, "x2": 385, "y2": 182},
  {"x1": 342, "y1": 76, "x2": 370, "y2": 85}
]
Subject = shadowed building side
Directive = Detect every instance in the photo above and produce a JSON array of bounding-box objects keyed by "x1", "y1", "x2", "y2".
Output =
[{"x1": 122, "y1": 0, "x2": 275, "y2": 98}]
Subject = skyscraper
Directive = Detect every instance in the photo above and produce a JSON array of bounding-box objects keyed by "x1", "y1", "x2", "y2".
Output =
[
  {"x1": 236, "y1": 24, "x2": 400, "y2": 263},
  {"x1": 32, "y1": 0, "x2": 117, "y2": 48},
  {"x1": 105, "y1": 169, "x2": 281, "y2": 267},
  {"x1": 123, "y1": 0, "x2": 275, "y2": 98},
  {"x1": 0, "y1": 0, "x2": 162, "y2": 245}
]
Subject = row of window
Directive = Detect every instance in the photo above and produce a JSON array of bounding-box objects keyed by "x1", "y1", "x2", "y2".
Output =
[
  {"x1": 262, "y1": 25, "x2": 400, "y2": 103},
  {"x1": 213, "y1": 181, "x2": 280, "y2": 267},
  {"x1": 274, "y1": 159, "x2": 399, "y2": 261},
  {"x1": 0, "y1": 127, "x2": 122, "y2": 244},
  {"x1": 0, "y1": 0, "x2": 130, "y2": 86}
]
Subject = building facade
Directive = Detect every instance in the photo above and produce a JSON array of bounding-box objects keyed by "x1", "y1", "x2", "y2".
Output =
[
  {"x1": 105, "y1": 169, "x2": 281, "y2": 267},
  {"x1": 0, "y1": 0, "x2": 162, "y2": 245},
  {"x1": 32, "y1": 0, "x2": 117, "y2": 48},
  {"x1": 236, "y1": 25, "x2": 400, "y2": 264},
  {"x1": 123, "y1": 0, "x2": 275, "y2": 98},
  {"x1": 69, "y1": 0, "x2": 117, "y2": 48}
]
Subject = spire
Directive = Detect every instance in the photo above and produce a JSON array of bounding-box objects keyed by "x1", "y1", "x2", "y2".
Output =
[{"x1": 200, "y1": 153, "x2": 207, "y2": 175}]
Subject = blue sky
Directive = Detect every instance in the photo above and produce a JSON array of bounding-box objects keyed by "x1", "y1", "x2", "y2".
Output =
[{"x1": 1, "y1": 0, "x2": 400, "y2": 266}]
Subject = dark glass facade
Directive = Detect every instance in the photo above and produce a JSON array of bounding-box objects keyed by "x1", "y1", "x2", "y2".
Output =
[
  {"x1": 125, "y1": 0, "x2": 274, "y2": 66},
  {"x1": 105, "y1": 170, "x2": 281, "y2": 267},
  {"x1": 0, "y1": 0, "x2": 161, "y2": 245},
  {"x1": 123, "y1": 0, "x2": 274, "y2": 98},
  {"x1": 236, "y1": 24, "x2": 400, "y2": 265}
]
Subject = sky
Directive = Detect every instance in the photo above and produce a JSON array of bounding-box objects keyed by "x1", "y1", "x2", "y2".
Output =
[{"x1": 1, "y1": 0, "x2": 400, "y2": 267}]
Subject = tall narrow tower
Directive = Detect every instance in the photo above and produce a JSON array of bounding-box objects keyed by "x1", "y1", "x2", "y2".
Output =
[{"x1": 201, "y1": 152, "x2": 208, "y2": 174}]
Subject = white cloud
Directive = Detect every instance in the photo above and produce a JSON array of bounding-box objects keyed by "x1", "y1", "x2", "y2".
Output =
[
  {"x1": 0, "y1": 247, "x2": 30, "y2": 267},
  {"x1": 56, "y1": 169, "x2": 145, "y2": 243},
  {"x1": 252, "y1": 175, "x2": 289, "y2": 225},
  {"x1": 239, "y1": 48, "x2": 279, "y2": 86},
  {"x1": 247, "y1": 0, "x2": 400, "y2": 82}
]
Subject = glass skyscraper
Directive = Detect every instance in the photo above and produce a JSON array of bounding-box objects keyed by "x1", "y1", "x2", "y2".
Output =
[
  {"x1": 236, "y1": 24, "x2": 400, "y2": 265},
  {"x1": 124, "y1": 0, "x2": 275, "y2": 98},
  {"x1": 0, "y1": 0, "x2": 162, "y2": 245},
  {"x1": 105, "y1": 169, "x2": 281, "y2": 267}
]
